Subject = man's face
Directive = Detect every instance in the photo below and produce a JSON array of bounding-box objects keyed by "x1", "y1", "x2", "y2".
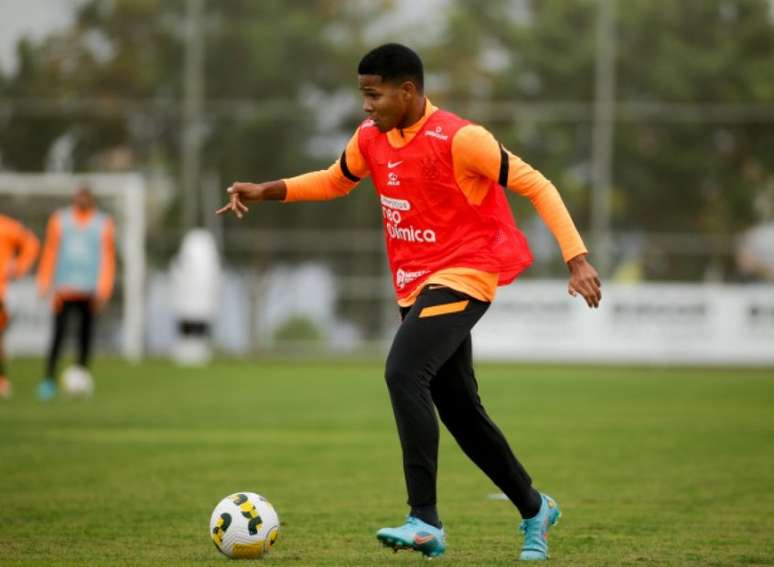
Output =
[
  {"x1": 358, "y1": 74, "x2": 411, "y2": 133},
  {"x1": 73, "y1": 188, "x2": 94, "y2": 211}
]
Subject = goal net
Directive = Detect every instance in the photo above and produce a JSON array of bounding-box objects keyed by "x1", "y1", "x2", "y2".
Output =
[{"x1": 0, "y1": 173, "x2": 146, "y2": 361}]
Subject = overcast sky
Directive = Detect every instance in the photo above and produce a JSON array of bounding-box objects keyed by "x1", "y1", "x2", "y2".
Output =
[{"x1": 0, "y1": 0, "x2": 455, "y2": 75}]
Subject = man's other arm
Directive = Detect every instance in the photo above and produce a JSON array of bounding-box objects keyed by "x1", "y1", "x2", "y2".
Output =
[
  {"x1": 453, "y1": 125, "x2": 588, "y2": 262},
  {"x1": 452, "y1": 125, "x2": 601, "y2": 307}
]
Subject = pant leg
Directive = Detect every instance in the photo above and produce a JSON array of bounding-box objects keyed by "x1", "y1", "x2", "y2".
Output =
[
  {"x1": 45, "y1": 300, "x2": 72, "y2": 378},
  {"x1": 76, "y1": 298, "x2": 95, "y2": 368},
  {"x1": 385, "y1": 286, "x2": 488, "y2": 508},
  {"x1": 430, "y1": 335, "x2": 542, "y2": 519}
]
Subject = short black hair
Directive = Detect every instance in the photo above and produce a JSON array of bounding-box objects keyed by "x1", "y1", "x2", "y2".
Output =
[{"x1": 358, "y1": 43, "x2": 424, "y2": 91}]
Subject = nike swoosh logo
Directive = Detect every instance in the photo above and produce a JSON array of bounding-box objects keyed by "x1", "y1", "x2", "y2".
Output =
[
  {"x1": 413, "y1": 534, "x2": 435, "y2": 545},
  {"x1": 387, "y1": 161, "x2": 403, "y2": 169}
]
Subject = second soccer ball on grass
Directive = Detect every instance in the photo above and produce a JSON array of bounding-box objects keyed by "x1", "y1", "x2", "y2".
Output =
[
  {"x1": 60, "y1": 365, "x2": 94, "y2": 398},
  {"x1": 210, "y1": 492, "x2": 280, "y2": 559}
]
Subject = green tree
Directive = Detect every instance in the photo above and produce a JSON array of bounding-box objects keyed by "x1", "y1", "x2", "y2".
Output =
[
  {"x1": 428, "y1": 0, "x2": 774, "y2": 279},
  {"x1": 4, "y1": 0, "x2": 773, "y2": 281},
  {"x1": 0, "y1": 0, "x2": 389, "y2": 231}
]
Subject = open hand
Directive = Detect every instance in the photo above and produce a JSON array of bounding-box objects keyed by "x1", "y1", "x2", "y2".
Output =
[
  {"x1": 216, "y1": 182, "x2": 257, "y2": 219},
  {"x1": 567, "y1": 254, "x2": 602, "y2": 308}
]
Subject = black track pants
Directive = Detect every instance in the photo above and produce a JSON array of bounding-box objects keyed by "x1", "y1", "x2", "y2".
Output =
[
  {"x1": 385, "y1": 286, "x2": 542, "y2": 519},
  {"x1": 45, "y1": 298, "x2": 95, "y2": 378}
]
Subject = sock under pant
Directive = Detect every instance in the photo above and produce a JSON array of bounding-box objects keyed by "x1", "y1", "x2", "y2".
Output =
[
  {"x1": 385, "y1": 286, "x2": 542, "y2": 520},
  {"x1": 45, "y1": 298, "x2": 95, "y2": 378}
]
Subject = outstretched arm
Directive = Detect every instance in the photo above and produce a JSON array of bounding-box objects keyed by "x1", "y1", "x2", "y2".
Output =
[{"x1": 217, "y1": 131, "x2": 368, "y2": 219}]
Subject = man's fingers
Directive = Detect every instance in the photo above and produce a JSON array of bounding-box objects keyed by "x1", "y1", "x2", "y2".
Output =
[
  {"x1": 582, "y1": 291, "x2": 599, "y2": 307},
  {"x1": 582, "y1": 282, "x2": 600, "y2": 308},
  {"x1": 571, "y1": 278, "x2": 601, "y2": 308},
  {"x1": 216, "y1": 190, "x2": 252, "y2": 219},
  {"x1": 216, "y1": 201, "x2": 244, "y2": 219},
  {"x1": 588, "y1": 278, "x2": 602, "y2": 303},
  {"x1": 586, "y1": 284, "x2": 600, "y2": 308}
]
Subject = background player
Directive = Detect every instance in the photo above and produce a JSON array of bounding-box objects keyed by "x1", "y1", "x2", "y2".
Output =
[
  {"x1": 36, "y1": 186, "x2": 116, "y2": 400},
  {"x1": 218, "y1": 43, "x2": 601, "y2": 561},
  {"x1": 0, "y1": 214, "x2": 40, "y2": 399}
]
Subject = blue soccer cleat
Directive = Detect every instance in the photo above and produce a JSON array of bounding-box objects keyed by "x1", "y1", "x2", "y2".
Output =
[
  {"x1": 37, "y1": 379, "x2": 57, "y2": 401},
  {"x1": 377, "y1": 516, "x2": 447, "y2": 558},
  {"x1": 519, "y1": 493, "x2": 561, "y2": 561}
]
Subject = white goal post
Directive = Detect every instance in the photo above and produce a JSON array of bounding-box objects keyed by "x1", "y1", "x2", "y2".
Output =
[{"x1": 0, "y1": 173, "x2": 146, "y2": 361}]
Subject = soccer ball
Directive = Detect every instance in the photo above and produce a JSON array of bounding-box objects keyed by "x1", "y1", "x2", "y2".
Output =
[
  {"x1": 210, "y1": 492, "x2": 280, "y2": 559},
  {"x1": 60, "y1": 365, "x2": 94, "y2": 397}
]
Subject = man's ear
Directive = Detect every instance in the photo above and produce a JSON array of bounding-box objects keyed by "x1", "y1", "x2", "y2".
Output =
[{"x1": 400, "y1": 80, "x2": 417, "y2": 100}]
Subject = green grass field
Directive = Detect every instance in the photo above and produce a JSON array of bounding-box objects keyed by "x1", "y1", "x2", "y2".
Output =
[{"x1": 1, "y1": 358, "x2": 773, "y2": 566}]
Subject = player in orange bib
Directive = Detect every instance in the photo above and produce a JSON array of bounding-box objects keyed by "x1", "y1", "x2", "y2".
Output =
[
  {"x1": 218, "y1": 44, "x2": 601, "y2": 561},
  {"x1": 36, "y1": 186, "x2": 116, "y2": 400},
  {"x1": 0, "y1": 215, "x2": 40, "y2": 399}
]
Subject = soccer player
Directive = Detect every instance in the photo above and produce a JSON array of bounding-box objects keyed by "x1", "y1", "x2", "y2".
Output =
[
  {"x1": 0, "y1": 215, "x2": 40, "y2": 399},
  {"x1": 218, "y1": 44, "x2": 601, "y2": 561},
  {"x1": 36, "y1": 186, "x2": 116, "y2": 400}
]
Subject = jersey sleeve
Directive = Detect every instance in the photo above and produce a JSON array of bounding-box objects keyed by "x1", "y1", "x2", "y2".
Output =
[
  {"x1": 283, "y1": 130, "x2": 369, "y2": 202},
  {"x1": 96, "y1": 217, "x2": 116, "y2": 301},
  {"x1": 452, "y1": 124, "x2": 588, "y2": 263},
  {"x1": 12, "y1": 223, "x2": 40, "y2": 278},
  {"x1": 36, "y1": 212, "x2": 61, "y2": 295}
]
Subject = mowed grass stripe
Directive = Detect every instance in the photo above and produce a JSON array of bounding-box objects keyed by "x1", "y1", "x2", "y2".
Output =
[{"x1": 0, "y1": 358, "x2": 772, "y2": 566}]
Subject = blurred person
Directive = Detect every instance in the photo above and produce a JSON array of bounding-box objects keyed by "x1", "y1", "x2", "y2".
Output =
[
  {"x1": 737, "y1": 221, "x2": 774, "y2": 281},
  {"x1": 218, "y1": 43, "x2": 601, "y2": 561},
  {"x1": 36, "y1": 186, "x2": 115, "y2": 400},
  {"x1": 0, "y1": 215, "x2": 40, "y2": 399},
  {"x1": 171, "y1": 229, "x2": 221, "y2": 365}
]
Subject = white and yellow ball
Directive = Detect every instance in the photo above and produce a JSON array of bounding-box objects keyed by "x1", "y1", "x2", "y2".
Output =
[
  {"x1": 210, "y1": 492, "x2": 280, "y2": 559},
  {"x1": 60, "y1": 365, "x2": 94, "y2": 398}
]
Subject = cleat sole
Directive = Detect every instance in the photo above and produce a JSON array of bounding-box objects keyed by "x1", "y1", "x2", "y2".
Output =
[{"x1": 377, "y1": 534, "x2": 444, "y2": 558}]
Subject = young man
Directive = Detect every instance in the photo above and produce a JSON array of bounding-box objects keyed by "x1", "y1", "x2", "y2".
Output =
[
  {"x1": 36, "y1": 186, "x2": 115, "y2": 400},
  {"x1": 0, "y1": 215, "x2": 40, "y2": 399},
  {"x1": 218, "y1": 43, "x2": 601, "y2": 561}
]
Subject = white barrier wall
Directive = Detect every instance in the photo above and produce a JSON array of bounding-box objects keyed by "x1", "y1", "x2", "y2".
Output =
[
  {"x1": 474, "y1": 281, "x2": 774, "y2": 366},
  {"x1": 4, "y1": 278, "x2": 51, "y2": 355},
  {"x1": 7, "y1": 276, "x2": 774, "y2": 365}
]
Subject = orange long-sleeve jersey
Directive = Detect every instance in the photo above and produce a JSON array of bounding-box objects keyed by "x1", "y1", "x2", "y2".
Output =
[
  {"x1": 284, "y1": 100, "x2": 587, "y2": 306},
  {"x1": 0, "y1": 214, "x2": 40, "y2": 300},
  {"x1": 37, "y1": 207, "x2": 116, "y2": 307}
]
